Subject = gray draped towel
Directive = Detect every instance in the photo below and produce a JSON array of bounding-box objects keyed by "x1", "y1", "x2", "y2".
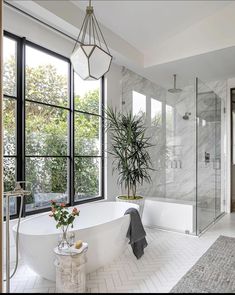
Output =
[{"x1": 125, "y1": 208, "x2": 148, "y2": 259}]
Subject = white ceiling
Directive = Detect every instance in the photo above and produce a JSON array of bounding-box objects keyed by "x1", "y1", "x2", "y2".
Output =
[
  {"x1": 72, "y1": 0, "x2": 231, "y2": 55},
  {"x1": 142, "y1": 45, "x2": 235, "y2": 89},
  {"x1": 5, "y1": 0, "x2": 235, "y2": 88}
]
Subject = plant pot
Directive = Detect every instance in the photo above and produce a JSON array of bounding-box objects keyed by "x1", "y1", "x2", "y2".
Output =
[{"x1": 116, "y1": 196, "x2": 145, "y2": 218}]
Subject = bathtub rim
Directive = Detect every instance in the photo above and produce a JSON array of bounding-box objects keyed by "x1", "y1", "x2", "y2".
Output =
[{"x1": 12, "y1": 201, "x2": 139, "y2": 236}]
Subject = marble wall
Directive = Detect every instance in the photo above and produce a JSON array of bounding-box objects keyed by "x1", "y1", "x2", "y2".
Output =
[
  {"x1": 120, "y1": 68, "x2": 226, "y2": 212},
  {"x1": 121, "y1": 68, "x2": 197, "y2": 201},
  {"x1": 121, "y1": 67, "x2": 167, "y2": 198},
  {"x1": 165, "y1": 85, "x2": 196, "y2": 202}
]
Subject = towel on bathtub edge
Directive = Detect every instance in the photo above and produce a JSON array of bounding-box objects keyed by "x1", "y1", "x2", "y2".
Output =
[{"x1": 124, "y1": 208, "x2": 148, "y2": 259}]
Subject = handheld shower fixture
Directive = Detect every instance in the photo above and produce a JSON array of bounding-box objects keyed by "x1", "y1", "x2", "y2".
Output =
[{"x1": 168, "y1": 74, "x2": 182, "y2": 93}]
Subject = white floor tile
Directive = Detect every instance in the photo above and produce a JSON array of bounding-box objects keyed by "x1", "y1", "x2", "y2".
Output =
[{"x1": 6, "y1": 213, "x2": 235, "y2": 293}]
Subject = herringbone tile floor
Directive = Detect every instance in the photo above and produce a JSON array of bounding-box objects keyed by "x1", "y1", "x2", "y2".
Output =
[{"x1": 7, "y1": 213, "x2": 235, "y2": 293}]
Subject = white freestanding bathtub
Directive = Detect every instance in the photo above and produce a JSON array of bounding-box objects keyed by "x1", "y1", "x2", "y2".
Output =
[{"x1": 13, "y1": 201, "x2": 139, "y2": 281}]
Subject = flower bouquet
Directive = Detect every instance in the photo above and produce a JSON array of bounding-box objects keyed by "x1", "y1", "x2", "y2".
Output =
[{"x1": 49, "y1": 200, "x2": 80, "y2": 251}]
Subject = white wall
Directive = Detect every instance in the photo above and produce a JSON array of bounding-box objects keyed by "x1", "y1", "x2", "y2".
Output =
[
  {"x1": 105, "y1": 64, "x2": 122, "y2": 200},
  {"x1": 4, "y1": 5, "x2": 73, "y2": 58}
]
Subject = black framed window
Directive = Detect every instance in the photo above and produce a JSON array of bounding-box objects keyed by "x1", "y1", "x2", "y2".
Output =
[
  {"x1": 3, "y1": 35, "x2": 18, "y2": 216},
  {"x1": 3, "y1": 31, "x2": 105, "y2": 218},
  {"x1": 74, "y1": 73, "x2": 103, "y2": 202}
]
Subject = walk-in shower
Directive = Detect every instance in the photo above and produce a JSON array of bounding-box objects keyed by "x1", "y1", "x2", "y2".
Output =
[
  {"x1": 164, "y1": 77, "x2": 225, "y2": 235},
  {"x1": 121, "y1": 68, "x2": 226, "y2": 236}
]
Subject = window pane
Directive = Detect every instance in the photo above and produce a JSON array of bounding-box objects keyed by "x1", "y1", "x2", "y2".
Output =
[
  {"x1": 132, "y1": 91, "x2": 146, "y2": 117},
  {"x1": 74, "y1": 73, "x2": 100, "y2": 114},
  {"x1": 166, "y1": 105, "x2": 174, "y2": 131},
  {"x1": 166, "y1": 104, "x2": 174, "y2": 145},
  {"x1": 3, "y1": 98, "x2": 16, "y2": 156},
  {"x1": 151, "y1": 98, "x2": 162, "y2": 126},
  {"x1": 74, "y1": 157, "x2": 101, "y2": 201},
  {"x1": 25, "y1": 157, "x2": 69, "y2": 212},
  {"x1": 3, "y1": 37, "x2": 17, "y2": 97},
  {"x1": 74, "y1": 113, "x2": 101, "y2": 156},
  {"x1": 3, "y1": 157, "x2": 17, "y2": 215},
  {"x1": 3, "y1": 157, "x2": 16, "y2": 192},
  {"x1": 25, "y1": 102, "x2": 69, "y2": 156},
  {"x1": 25, "y1": 46, "x2": 69, "y2": 107}
]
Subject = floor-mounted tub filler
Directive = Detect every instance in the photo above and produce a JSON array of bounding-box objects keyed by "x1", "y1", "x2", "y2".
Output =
[
  {"x1": 13, "y1": 201, "x2": 139, "y2": 281},
  {"x1": 4, "y1": 182, "x2": 32, "y2": 293}
]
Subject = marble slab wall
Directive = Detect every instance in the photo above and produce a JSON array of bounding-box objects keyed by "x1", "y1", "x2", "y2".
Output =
[
  {"x1": 121, "y1": 67, "x2": 168, "y2": 198},
  {"x1": 121, "y1": 68, "x2": 197, "y2": 201},
  {"x1": 120, "y1": 68, "x2": 226, "y2": 209},
  {"x1": 165, "y1": 85, "x2": 196, "y2": 202}
]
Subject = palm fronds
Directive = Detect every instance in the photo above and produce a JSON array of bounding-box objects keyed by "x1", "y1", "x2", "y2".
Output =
[{"x1": 106, "y1": 107, "x2": 154, "y2": 199}]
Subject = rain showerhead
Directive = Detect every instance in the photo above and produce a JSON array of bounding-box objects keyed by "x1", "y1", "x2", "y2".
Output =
[
  {"x1": 182, "y1": 112, "x2": 191, "y2": 120},
  {"x1": 168, "y1": 74, "x2": 182, "y2": 93}
]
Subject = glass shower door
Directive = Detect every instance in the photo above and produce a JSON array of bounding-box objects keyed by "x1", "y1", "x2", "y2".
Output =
[{"x1": 196, "y1": 79, "x2": 223, "y2": 235}]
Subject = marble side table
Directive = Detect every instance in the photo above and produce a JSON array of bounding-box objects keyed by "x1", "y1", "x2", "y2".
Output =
[{"x1": 54, "y1": 243, "x2": 88, "y2": 293}]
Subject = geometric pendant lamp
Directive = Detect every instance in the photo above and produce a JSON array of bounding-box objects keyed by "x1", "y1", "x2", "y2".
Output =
[{"x1": 70, "y1": 0, "x2": 112, "y2": 80}]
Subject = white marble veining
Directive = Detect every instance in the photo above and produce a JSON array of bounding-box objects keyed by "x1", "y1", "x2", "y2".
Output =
[{"x1": 120, "y1": 68, "x2": 226, "y2": 233}]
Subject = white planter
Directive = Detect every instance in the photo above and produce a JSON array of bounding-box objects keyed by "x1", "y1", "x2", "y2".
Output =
[{"x1": 116, "y1": 196, "x2": 145, "y2": 218}]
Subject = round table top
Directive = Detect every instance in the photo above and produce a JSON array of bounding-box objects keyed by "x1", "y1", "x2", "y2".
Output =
[{"x1": 54, "y1": 242, "x2": 88, "y2": 256}]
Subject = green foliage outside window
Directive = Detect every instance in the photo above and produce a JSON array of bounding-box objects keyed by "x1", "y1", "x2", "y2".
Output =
[{"x1": 3, "y1": 55, "x2": 101, "y2": 210}]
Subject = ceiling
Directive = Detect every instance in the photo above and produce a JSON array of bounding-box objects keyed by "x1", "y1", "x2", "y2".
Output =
[
  {"x1": 73, "y1": 0, "x2": 231, "y2": 55},
  {"x1": 142, "y1": 45, "x2": 235, "y2": 89},
  {"x1": 4, "y1": 0, "x2": 235, "y2": 88}
]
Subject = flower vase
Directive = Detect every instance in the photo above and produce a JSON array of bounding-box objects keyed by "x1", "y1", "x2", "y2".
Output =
[{"x1": 58, "y1": 227, "x2": 70, "y2": 251}]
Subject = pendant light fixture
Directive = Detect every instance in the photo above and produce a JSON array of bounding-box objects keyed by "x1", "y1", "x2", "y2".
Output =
[{"x1": 70, "y1": 0, "x2": 112, "y2": 80}]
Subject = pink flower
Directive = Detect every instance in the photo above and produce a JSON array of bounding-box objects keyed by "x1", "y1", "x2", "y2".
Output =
[
  {"x1": 72, "y1": 207, "x2": 79, "y2": 215},
  {"x1": 60, "y1": 203, "x2": 66, "y2": 207}
]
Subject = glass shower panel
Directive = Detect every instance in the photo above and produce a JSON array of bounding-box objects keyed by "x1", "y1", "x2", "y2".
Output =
[
  {"x1": 215, "y1": 94, "x2": 222, "y2": 219},
  {"x1": 165, "y1": 87, "x2": 196, "y2": 206},
  {"x1": 196, "y1": 79, "x2": 223, "y2": 235}
]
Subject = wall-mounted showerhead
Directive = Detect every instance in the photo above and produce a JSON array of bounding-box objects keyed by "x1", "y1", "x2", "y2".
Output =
[
  {"x1": 182, "y1": 112, "x2": 191, "y2": 120},
  {"x1": 168, "y1": 74, "x2": 182, "y2": 93}
]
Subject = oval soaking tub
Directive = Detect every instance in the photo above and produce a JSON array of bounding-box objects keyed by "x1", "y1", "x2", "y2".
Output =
[{"x1": 13, "y1": 201, "x2": 139, "y2": 281}]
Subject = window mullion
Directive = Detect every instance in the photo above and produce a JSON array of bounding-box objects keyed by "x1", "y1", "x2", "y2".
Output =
[
  {"x1": 70, "y1": 68, "x2": 75, "y2": 206},
  {"x1": 16, "y1": 36, "x2": 26, "y2": 218},
  {"x1": 101, "y1": 77, "x2": 105, "y2": 199}
]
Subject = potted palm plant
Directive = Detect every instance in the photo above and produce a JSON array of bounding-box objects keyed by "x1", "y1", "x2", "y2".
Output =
[{"x1": 106, "y1": 107, "x2": 153, "y2": 217}]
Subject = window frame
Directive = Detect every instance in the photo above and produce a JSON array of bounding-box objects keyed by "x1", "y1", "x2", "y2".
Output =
[{"x1": 3, "y1": 31, "x2": 105, "y2": 219}]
